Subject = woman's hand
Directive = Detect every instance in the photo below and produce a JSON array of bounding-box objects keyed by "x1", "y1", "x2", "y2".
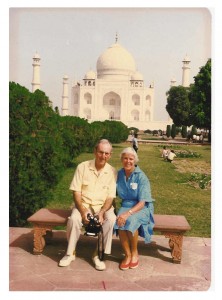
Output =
[{"x1": 116, "y1": 211, "x2": 129, "y2": 227}]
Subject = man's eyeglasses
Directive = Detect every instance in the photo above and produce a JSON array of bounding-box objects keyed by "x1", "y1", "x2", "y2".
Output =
[{"x1": 97, "y1": 151, "x2": 111, "y2": 156}]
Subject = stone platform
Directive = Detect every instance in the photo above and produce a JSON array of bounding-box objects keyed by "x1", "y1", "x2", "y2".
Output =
[{"x1": 9, "y1": 227, "x2": 211, "y2": 292}]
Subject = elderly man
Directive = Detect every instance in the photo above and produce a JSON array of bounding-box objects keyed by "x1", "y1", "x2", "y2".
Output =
[{"x1": 59, "y1": 139, "x2": 116, "y2": 271}]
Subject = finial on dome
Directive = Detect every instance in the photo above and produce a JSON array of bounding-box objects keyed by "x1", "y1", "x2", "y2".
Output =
[{"x1": 115, "y1": 32, "x2": 118, "y2": 43}]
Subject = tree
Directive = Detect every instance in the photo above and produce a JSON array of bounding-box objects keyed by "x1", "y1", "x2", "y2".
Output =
[
  {"x1": 171, "y1": 124, "x2": 176, "y2": 139},
  {"x1": 166, "y1": 125, "x2": 171, "y2": 138},
  {"x1": 166, "y1": 86, "x2": 191, "y2": 126},
  {"x1": 9, "y1": 82, "x2": 62, "y2": 226},
  {"x1": 191, "y1": 125, "x2": 197, "y2": 138},
  {"x1": 181, "y1": 125, "x2": 188, "y2": 138},
  {"x1": 189, "y1": 59, "x2": 211, "y2": 132}
]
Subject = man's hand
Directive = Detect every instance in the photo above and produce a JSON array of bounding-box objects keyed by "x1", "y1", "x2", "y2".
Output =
[
  {"x1": 81, "y1": 210, "x2": 91, "y2": 225},
  {"x1": 97, "y1": 209, "x2": 105, "y2": 224},
  {"x1": 73, "y1": 191, "x2": 90, "y2": 224}
]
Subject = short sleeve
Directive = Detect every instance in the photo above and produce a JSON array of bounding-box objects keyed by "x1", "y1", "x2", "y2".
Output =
[
  {"x1": 69, "y1": 163, "x2": 84, "y2": 192},
  {"x1": 137, "y1": 173, "x2": 153, "y2": 202}
]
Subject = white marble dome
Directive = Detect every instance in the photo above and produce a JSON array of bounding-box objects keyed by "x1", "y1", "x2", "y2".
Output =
[
  {"x1": 131, "y1": 71, "x2": 143, "y2": 81},
  {"x1": 84, "y1": 70, "x2": 96, "y2": 79},
  {"x1": 96, "y1": 43, "x2": 136, "y2": 79}
]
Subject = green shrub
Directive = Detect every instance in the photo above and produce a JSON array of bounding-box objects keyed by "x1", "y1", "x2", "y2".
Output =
[
  {"x1": 9, "y1": 82, "x2": 129, "y2": 226},
  {"x1": 9, "y1": 82, "x2": 94, "y2": 226},
  {"x1": 191, "y1": 125, "x2": 197, "y2": 137},
  {"x1": 171, "y1": 124, "x2": 176, "y2": 139},
  {"x1": 166, "y1": 125, "x2": 171, "y2": 137},
  {"x1": 189, "y1": 173, "x2": 211, "y2": 189},
  {"x1": 181, "y1": 125, "x2": 188, "y2": 138},
  {"x1": 9, "y1": 83, "x2": 61, "y2": 225},
  {"x1": 175, "y1": 150, "x2": 201, "y2": 158},
  {"x1": 128, "y1": 127, "x2": 139, "y2": 134},
  {"x1": 91, "y1": 120, "x2": 128, "y2": 144}
]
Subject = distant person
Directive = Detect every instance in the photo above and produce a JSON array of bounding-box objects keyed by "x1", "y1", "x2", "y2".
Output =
[
  {"x1": 161, "y1": 146, "x2": 168, "y2": 160},
  {"x1": 167, "y1": 149, "x2": 176, "y2": 163},
  {"x1": 192, "y1": 134, "x2": 197, "y2": 143},
  {"x1": 199, "y1": 133, "x2": 204, "y2": 143},
  {"x1": 132, "y1": 133, "x2": 138, "y2": 152},
  {"x1": 187, "y1": 131, "x2": 191, "y2": 142}
]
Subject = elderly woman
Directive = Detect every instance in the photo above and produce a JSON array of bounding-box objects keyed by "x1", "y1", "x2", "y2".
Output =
[{"x1": 114, "y1": 147, "x2": 154, "y2": 270}]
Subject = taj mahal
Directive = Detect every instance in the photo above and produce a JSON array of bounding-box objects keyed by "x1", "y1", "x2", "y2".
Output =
[{"x1": 32, "y1": 36, "x2": 191, "y2": 130}]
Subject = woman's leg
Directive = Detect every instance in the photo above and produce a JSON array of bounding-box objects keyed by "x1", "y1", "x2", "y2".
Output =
[
  {"x1": 127, "y1": 230, "x2": 139, "y2": 263},
  {"x1": 118, "y1": 230, "x2": 132, "y2": 264}
]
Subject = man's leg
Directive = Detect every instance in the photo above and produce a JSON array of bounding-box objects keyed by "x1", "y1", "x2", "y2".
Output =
[
  {"x1": 92, "y1": 207, "x2": 116, "y2": 271},
  {"x1": 59, "y1": 208, "x2": 82, "y2": 267},
  {"x1": 102, "y1": 207, "x2": 116, "y2": 254},
  {"x1": 66, "y1": 208, "x2": 82, "y2": 255}
]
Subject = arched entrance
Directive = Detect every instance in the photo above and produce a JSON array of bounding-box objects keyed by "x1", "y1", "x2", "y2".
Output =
[{"x1": 103, "y1": 92, "x2": 121, "y2": 120}]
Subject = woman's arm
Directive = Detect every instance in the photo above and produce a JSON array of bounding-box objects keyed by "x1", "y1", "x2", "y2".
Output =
[{"x1": 116, "y1": 201, "x2": 145, "y2": 227}]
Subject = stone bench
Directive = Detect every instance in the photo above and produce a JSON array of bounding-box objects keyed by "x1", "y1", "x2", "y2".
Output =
[{"x1": 27, "y1": 208, "x2": 191, "y2": 263}]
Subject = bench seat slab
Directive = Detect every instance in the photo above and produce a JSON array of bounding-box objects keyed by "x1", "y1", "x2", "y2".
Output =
[{"x1": 27, "y1": 209, "x2": 191, "y2": 262}]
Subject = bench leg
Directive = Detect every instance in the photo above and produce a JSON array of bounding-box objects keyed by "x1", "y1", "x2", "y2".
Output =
[
  {"x1": 162, "y1": 232, "x2": 183, "y2": 263},
  {"x1": 32, "y1": 225, "x2": 53, "y2": 255}
]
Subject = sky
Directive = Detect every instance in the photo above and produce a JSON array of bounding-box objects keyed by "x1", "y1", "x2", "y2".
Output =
[
  {"x1": 2, "y1": 1, "x2": 222, "y2": 300},
  {"x1": 9, "y1": 7, "x2": 211, "y2": 121}
]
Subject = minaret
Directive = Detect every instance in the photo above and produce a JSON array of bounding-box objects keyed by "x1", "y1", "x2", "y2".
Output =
[
  {"x1": 115, "y1": 32, "x2": 118, "y2": 43},
  {"x1": 32, "y1": 52, "x2": 41, "y2": 92},
  {"x1": 182, "y1": 54, "x2": 191, "y2": 87},
  {"x1": 62, "y1": 75, "x2": 69, "y2": 116},
  {"x1": 149, "y1": 81, "x2": 154, "y2": 88},
  {"x1": 170, "y1": 78, "x2": 177, "y2": 87}
]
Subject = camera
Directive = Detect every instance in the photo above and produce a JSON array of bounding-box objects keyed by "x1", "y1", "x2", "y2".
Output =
[
  {"x1": 84, "y1": 213, "x2": 104, "y2": 261},
  {"x1": 84, "y1": 213, "x2": 102, "y2": 236}
]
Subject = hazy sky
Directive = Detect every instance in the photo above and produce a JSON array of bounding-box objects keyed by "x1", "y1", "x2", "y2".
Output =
[{"x1": 9, "y1": 7, "x2": 211, "y2": 121}]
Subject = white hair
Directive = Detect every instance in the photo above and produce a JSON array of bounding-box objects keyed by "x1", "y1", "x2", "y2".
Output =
[
  {"x1": 120, "y1": 147, "x2": 139, "y2": 163},
  {"x1": 95, "y1": 139, "x2": 112, "y2": 151}
]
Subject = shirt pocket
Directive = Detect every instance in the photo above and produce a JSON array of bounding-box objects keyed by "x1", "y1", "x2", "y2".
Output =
[
  {"x1": 102, "y1": 185, "x2": 109, "y2": 191},
  {"x1": 82, "y1": 180, "x2": 90, "y2": 190}
]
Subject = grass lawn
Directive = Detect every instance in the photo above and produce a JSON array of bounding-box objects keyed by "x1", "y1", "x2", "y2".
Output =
[{"x1": 47, "y1": 141, "x2": 211, "y2": 238}]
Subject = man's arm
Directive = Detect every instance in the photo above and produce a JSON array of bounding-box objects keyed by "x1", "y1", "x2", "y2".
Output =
[
  {"x1": 73, "y1": 191, "x2": 90, "y2": 224},
  {"x1": 97, "y1": 197, "x2": 114, "y2": 224}
]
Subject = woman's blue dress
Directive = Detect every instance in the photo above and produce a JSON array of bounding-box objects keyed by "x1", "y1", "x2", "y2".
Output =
[{"x1": 113, "y1": 166, "x2": 155, "y2": 243}]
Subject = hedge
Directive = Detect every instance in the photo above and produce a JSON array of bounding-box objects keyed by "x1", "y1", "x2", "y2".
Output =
[{"x1": 9, "y1": 82, "x2": 128, "y2": 226}]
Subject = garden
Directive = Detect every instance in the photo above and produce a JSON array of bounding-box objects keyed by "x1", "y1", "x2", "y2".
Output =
[{"x1": 47, "y1": 142, "x2": 211, "y2": 238}]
